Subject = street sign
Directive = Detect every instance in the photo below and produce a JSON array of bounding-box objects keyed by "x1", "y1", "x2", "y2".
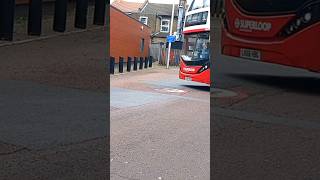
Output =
[
  {"x1": 166, "y1": 41, "x2": 183, "y2": 50},
  {"x1": 166, "y1": 35, "x2": 176, "y2": 43}
]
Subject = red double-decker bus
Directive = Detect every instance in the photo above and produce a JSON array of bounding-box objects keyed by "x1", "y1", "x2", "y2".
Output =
[
  {"x1": 222, "y1": 0, "x2": 320, "y2": 72},
  {"x1": 179, "y1": 0, "x2": 210, "y2": 85}
]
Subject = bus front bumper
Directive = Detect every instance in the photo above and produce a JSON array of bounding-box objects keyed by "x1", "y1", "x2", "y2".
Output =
[
  {"x1": 179, "y1": 69, "x2": 210, "y2": 85},
  {"x1": 221, "y1": 23, "x2": 320, "y2": 72}
]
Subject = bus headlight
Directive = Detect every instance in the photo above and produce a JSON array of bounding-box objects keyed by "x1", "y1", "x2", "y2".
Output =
[
  {"x1": 279, "y1": 2, "x2": 319, "y2": 37},
  {"x1": 303, "y1": 12, "x2": 312, "y2": 22},
  {"x1": 198, "y1": 62, "x2": 210, "y2": 73}
]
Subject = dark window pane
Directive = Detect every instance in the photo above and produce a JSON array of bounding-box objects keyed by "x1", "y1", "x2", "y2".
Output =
[{"x1": 234, "y1": 0, "x2": 311, "y2": 14}]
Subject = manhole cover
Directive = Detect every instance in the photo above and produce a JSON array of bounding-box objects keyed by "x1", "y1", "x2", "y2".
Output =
[{"x1": 211, "y1": 88, "x2": 238, "y2": 98}]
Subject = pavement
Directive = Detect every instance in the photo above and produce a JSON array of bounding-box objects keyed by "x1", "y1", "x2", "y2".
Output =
[
  {"x1": 110, "y1": 66, "x2": 210, "y2": 179},
  {"x1": 212, "y1": 18, "x2": 320, "y2": 179},
  {"x1": 0, "y1": 26, "x2": 108, "y2": 179}
]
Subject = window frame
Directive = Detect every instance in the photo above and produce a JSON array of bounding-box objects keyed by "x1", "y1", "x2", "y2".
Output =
[
  {"x1": 160, "y1": 19, "x2": 170, "y2": 33},
  {"x1": 189, "y1": 0, "x2": 210, "y2": 11},
  {"x1": 139, "y1": 16, "x2": 148, "y2": 25}
]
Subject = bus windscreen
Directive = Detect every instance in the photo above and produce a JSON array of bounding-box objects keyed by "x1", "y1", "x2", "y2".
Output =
[
  {"x1": 189, "y1": 0, "x2": 210, "y2": 11},
  {"x1": 234, "y1": 0, "x2": 312, "y2": 14}
]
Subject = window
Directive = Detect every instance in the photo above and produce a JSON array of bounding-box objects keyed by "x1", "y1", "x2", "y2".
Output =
[
  {"x1": 184, "y1": 33, "x2": 210, "y2": 61},
  {"x1": 185, "y1": 11, "x2": 208, "y2": 27},
  {"x1": 139, "y1": 16, "x2": 148, "y2": 25},
  {"x1": 160, "y1": 19, "x2": 170, "y2": 33},
  {"x1": 140, "y1": 38, "x2": 145, "y2": 52},
  {"x1": 189, "y1": 0, "x2": 210, "y2": 11}
]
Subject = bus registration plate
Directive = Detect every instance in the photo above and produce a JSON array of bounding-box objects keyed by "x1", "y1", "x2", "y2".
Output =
[
  {"x1": 240, "y1": 48, "x2": 261, "y2": 60},
  {"x1": 185, "y1": 77, "x2": 192, "y2": 81}
]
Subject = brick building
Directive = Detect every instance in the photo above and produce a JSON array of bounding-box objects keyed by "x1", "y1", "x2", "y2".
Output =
[
  {"x1": 133, "y1": 1, "x2": 178, "y2": 43},
  {"x1": 112, "y1": 0, "x2": 178, "y2": 43},
  {"x1": 110, "y1": 5, "x2": 151, "y2": 62}
]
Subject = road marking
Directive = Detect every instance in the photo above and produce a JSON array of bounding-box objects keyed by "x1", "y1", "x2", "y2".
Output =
[
  {"x1": 155, "y1": 88, "x2": 186, "y2": 93},
  {"x1": 215, "y1": 107, "x2": 320, "y2": 130}
]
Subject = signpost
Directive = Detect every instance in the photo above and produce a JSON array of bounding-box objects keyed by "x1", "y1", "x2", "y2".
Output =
[
  {"x1": 166, "y1": 1, "x2": 176, "y2": 69},
  {"x1": 167, "y1": 35, "x2": 176, "y2": 43}
]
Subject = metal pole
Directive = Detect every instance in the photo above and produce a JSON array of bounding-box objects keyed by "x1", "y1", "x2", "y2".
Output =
[
  {"x1": 166, "y1": 1, "x2": 175, "y2": 69},
  {"x1": 176, "y1": 0, "x2": 185, "y2": 41}
]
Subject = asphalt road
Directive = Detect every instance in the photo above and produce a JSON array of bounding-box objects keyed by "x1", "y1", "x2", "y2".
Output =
[
  {"x1": 110, "y1": 67, "x2": 210, "y2": 179},
  {"x1": 0, "y1": 28, "x2": 107, "y2": 180},
  {"x1": 212, "y1": 18, "x2": 320, "y2": 179}
]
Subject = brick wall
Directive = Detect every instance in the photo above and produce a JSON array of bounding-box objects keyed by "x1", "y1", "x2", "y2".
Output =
[{"x1": 110, "y1": 6, "x2": 151, "y2": 63}]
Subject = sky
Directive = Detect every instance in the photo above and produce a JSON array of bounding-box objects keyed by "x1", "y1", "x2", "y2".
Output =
[{"x1": 110, "y1": 0, "x2": 192, "y2": 5}]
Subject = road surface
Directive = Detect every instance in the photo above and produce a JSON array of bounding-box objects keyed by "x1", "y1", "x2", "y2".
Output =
[
  {"x1": 111, "y1": 67, "x2": 210, "y2": 179},
  {"x1": 0, "y1": 27, "x2": 107, "y2": 180}
]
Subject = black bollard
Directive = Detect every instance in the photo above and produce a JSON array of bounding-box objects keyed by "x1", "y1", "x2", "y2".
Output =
[
  {"x1": 53, "y1": 0, "x2": 68, "y2": 32},
  {"x1": 75, "y1": 0, "x2": 89, "y2": 29},
  {"x1": 149, "y1": 56, "x2": 153, "y2": 67},
  {"x1": 119, "y1": 57, "x2": 124, "y2": 73},
  {"x1": 144, "y1": 57, "x2": 148, "y2": 69},
  {"x1": 94, "y1": 0, "x2": 106, "y2": 25},
  {"x1": 139, "y1": 57, "x2": 143, "y2": 69},
  {"x1": 28, "y1": 0, "x2": 42, "y2": 36},
  {"x1": 110, "y1": 57, "x2": 115, "y2": 74},
  {"x1": 127, "y1": 57, "x2": 132, "y2": 72},
  {"x1": 133, "y1": 57, "x2": 138, "y2": 71},
  {"x1": 0, "y1": 0, "x2": 15, "y2": 41}
]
